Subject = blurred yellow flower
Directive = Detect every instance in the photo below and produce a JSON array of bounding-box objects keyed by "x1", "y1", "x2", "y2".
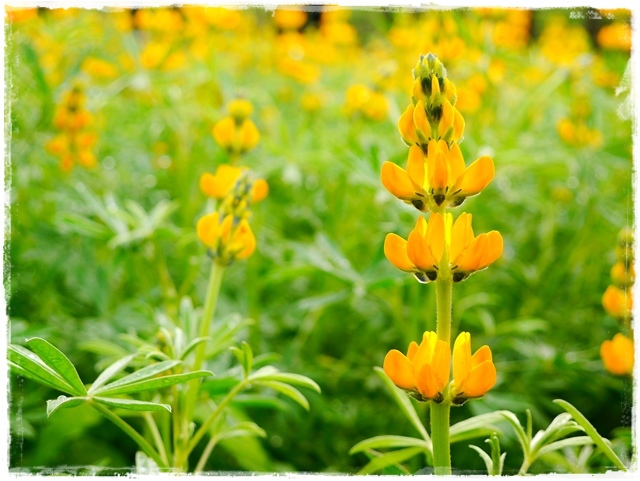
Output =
[
  {"x1": 200, "y1": 165, "x2": 268, "y2": 204},
  {"x1": 82, "y1": 57, "x2": 119, "y2": 79},
  {"x1": 450, "y1": 332, "x2": 496, "y2": 404},
  {"x1": 213, "y1": 117, "x2": 260, "y2": 156},
  {"x1": 381, "y1": 140, "x2": 494, "y2": 212},
  {"x1": 597, "y1": 22, "x2": 631, "y2": 51},
  {"x1": 274, "y1": 8, "x2": 307, "y2": 31},
  {"x1": 600, "y1": 333, "x2": 634, "y2": 376},
  {"x1": 345, "y1": 84, "x2": 388, "y2": 121},
  {"x1": 383, "y1": 331, "x2": 450, "y2": 402},
  {"x1": 611, "y1": 261, "x2": 635, "y2": 287},
  {"x1": 197, "y1": 212, "x2": 256, "y2": 264},
  {"x1": 556, "y1": 119, "x2": 603, "y2": 148},
  {"x1": 602, "y1": 285, "x2": 632, "y2": 319}
]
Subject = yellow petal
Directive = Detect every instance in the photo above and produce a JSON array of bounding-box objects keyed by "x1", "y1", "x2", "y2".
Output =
[
  {"x1": 213, "y1": 117, "x2": 236, "y2": 148},
  {"x1": 407, "y1": 225, "x2": 434, "y2": 271},
  {"x1": 411, "y1": 332, "x2": 435, "y2": 376},
  {"x1": 463, "y1": 360, "x2": 496, "y2": 398},
  {"x1": 407, "y1": 341, "x2": 420, "y2": 361},
  {"x1": 384, "y1": 233, "x2": 414, "y2": 272},
  {"x1": 478, "y1": 231, "x2": 503, "y2": 269},
  {"x1": 452, "y1": 106, "x2": 465, "y2": 140},
  {"x1": 406, "y1": 145, "x2": 426, "y2": 190},
  {"x1": 431, "y1": 75, "x2": 440, "y2": 99},
  {"x1": 471, "y1": 345, "x2": 493, "y2": 368},
  {"x1": 413, "y1": 100, "x2": 431, "y2": 142},
  {"x1": 383, "y1": 349, "x2": 416, "y2": 390},
  {"x1": 452, "y1": 332, "x2": 471, "y2": 390},
  {"x1": 601, "y1": 335, "x2": 634, "y2": 375},
  {"x1": 398, "y1": 104, "x2": 418, "y2": 144},
  {"x1": 448, "y1": 143, "x2": 466, "y2": 184},
  {"x1": 456, "y1": 156, "x2": 495, "y2": 195},
  {"x1": 381, "y1": 162, "x2": 416, "y2": 200},
  {"x1": 450, "y1": 213, "x2": 473, "y2": 264},
  {"x1": 438, "y1": 99, "x2": 454, "y2": 139},
  {"x1": 426, "y1": 212, "x2": 445, "y2": 264},
  {"x1": 197, "y1": 212, "x2": 221, "y2": 248},
  {"x1": 233, "y1": 219, "x2": 256, "y2": 259},
  {"x1": 252, "y1": 178, "x2": 269, "y2": 203},
  {"x1": 415, "y1": 363, "x2": 439, "y2": 399},
  {"x1": 412, "y1": 78, "x2": 425, "y2": 103},
  {"x1": 200, "y1": 172, "x2": 224, "y2": 198},
  {"x1": 456, "y1": 233, "x2": 488, "y2": 272},
  {"x1": 430, "y1": 149, "x2": 449, "y2": 190},
  {"x1": 240, "y1": 119, "x2": 260, "y2": 151},
  {"x1": 431, "y1": 340, "x2": 451, "y2": 390}
]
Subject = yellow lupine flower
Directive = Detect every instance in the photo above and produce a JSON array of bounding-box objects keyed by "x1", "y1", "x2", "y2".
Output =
[
  {"x1": 383, "y1": 331, "x2": 450, "y2": 402},
  {"x1": 274, "y1": 8, "x2": 308, "y2": 31},
  {"x1": 381, "y1": 140, "x2": 494, "y2": 212},
  {"x1": 448, "y1": 213, "x2": 503, "y2": 282},
  {"x1": 611, "y1": 261, "x2": 635, "y2": 287},
  {"x1": 450, "y1": 332, "x2": 496, "y2": 404},
  {"x1": 197, "y1": 212, "x2": 256, "y2": 264},
  {"x1": 602, "y1": 285, "x2": 632, "y2": 319},
  {"x1": 200, "y1": 165, "x2": 268, "y2": 204},
  {"x1": 600, "y1": 333, "x2": 634, "y2": 376},
  {"x1": 213, "y1": 117, "x2": 260, "y2": 155},
  {"x1": 384, "y1": 212, "x2": 502, "y2": 283},
  {"x1": 228, "y1": 99, "x2": 254, "y2": 121}
]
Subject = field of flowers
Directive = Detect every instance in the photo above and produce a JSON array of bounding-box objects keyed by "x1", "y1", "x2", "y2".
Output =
[{"x1": 5, "y1": 5, "x2": 635, "y2": 475}]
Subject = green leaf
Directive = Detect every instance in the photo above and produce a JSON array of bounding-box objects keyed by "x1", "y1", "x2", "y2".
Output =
[
  {"x1": 374, "y1": 367, "x2": 430, "y2": 443},
  {"x1": 179, "y1": 337, "x2": 210, "y2": 360},
  {"x1": 231, "y1": 394, "x2": 289, "y2": 411},
  {"x1": 241, "y1": 342, "x2": 253, "y2": 376},
  {"x1": 553, "y1": 399, "x2": 627, "y2": 471},
  {"x1": 450, "y1": 411, "x2": 507, "y2": 444},
  {"x1": 93, "y1": 370, "x2": 212, "y2": 396},
  {"x1": 358, "y1": 446, "x2": 425, "y2": 475},
  {"x1": 248, "y1": 370, "x2": 321, "y2": 393},
  {"x1": 89, "y1": 355, "x2": 136, "y2": 394},
  {"x1": 8, "y1": 345, "x2": 76, "y2": 394},
  {"x1": 218, "y1": 422, "x2": 267, "y2": 441},
  {"x1": 46, "y1": 395, "x2": 87, "y2": 417},
  {"x1": 26, "y1": 338, "x2": 87, "y2": 395},
  {"x1": 537, "y1": 436, "x2": 594, "y2": 458},
  {"x1": 350, "y1": 435, "x2": 430, "y2": 455},
  {"x1": 499, "y1": 411, "x2": 530, "y2": 457},
  {"x1": 469, "y1": 444, "x2": 493, "y2": 475},
  {"x1": 93, "y1": 397, "x2": 172, "y2": 413},
  {"x1": 252, "y1": 380, "x2": 310, "y2": 410},
  {"x1": 96, "y1": 360, "x2": 181, "y2": 392}
]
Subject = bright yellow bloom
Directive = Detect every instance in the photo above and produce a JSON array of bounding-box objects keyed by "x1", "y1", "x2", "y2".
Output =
[
  {"x1": 611, "y1": 261, "x2": 635, "y2": 287},
  {"x1": 597, "y1": 22, "x2": 631, "y2": 51},
  {"x1": 345, "y1": 84, "x2": 388, "y2": 121},
  {"x1": 274, "y1": 8, "x2": 308, "y2": 31},
  {"x1": 81, "y1": 57, "x2": 119, "y2": 79},
  {"x1": 228, "y1": 99, "x2": 253, "y2": 121},
  {"x1": 200, "y1": 165, "x2": 268, "y2": 204},
  {"x1": 600, "y1": 334, "x2": 634, "y2": 376},
  {"x1": 450, "y1": 332, "x2": 496, "y2": 404},
  {"x1": 602, "y1": 285, "x2": 632, "y2": 319},
  {"x1": 383, "y1": 331, "x2": 450, "y2": 402},
  {"x1": 213, "y1": 117, "x2": 260, "y2": 155},
  {"x1": 197, "y1": 212, "x2": 256, "y2": 264},
  {"x1": 448, "y1": 213, "x2": 503, "y2": 282},
  {"x1": 384, "y1": 212, "x2": 502, "y2": 283},
  {"x1": 381, "y1": 140, "x2": 494, "y2": 212}
]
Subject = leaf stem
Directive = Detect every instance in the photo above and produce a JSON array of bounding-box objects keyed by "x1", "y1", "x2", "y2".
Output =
[
  {"x1": 144, "y1": 411, "x2": 169, "y2": 466},
  {"x1": 91, "y1": 401, "x2": 166, "y2": 469}
]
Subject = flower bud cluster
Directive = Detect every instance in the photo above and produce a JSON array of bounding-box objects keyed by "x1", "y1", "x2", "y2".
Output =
[
  {"x1": 46, "y1": 84, "x2": 98, "y2": 172},
  {"x1": 600, "y1": 229, "x2": 634, "y2": 377},
  {"x1": 198, "y1": 99, "x2": 267, "y2": 265}
]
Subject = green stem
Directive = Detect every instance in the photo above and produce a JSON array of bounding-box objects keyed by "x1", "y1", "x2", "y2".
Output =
[
  {"x1": 187, "y1": 380, "x2": 247, "y2": 455},
  {"x1": 91, "y1": 402, "x2": 166, "y2": 469},
  {"x1": 194, "y1": 434, "x2": 219, "y2": 473},
  {"x1": 431, "y1": 260, "x2": 453, "y2": 474},
  {"x1": 144, "y1": 412, "x2": 169, "y2": 466},
  {"x1": 430, "y1": 401, "x2": 451, "y2": 475},
  {"x1": 175, "y1": 261, "x2": 225, "y2": 470}
]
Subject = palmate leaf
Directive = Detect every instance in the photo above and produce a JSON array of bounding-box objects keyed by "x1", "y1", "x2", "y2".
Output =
[
  {"x1": 350, "y1": 435, "x2": 431, "y2": 455},
  {"x1": 8, "y1": 344, "x2": 78, "y2": 395},
  {"x1": 92, "y1": 360, "x2": 181, "y2": 392},
  {"x1": 554, "y1": 399, "x2": 627, "y2": 471},
  {"x1": 25, "y1": 338, "x2": 87, "y2": 395},
  {"x1": 358, "y1": 446, "x2": 425, "y2": 475},
  {"x1": 46, "y1": 395, "x2": 87, "y2": 417},
  {"x1": 93, "y1": 397, "x2": 172, "y2": 413},
  {"x1": 93, "y1": 370, "x2": 212, "y2": 396},
  {"x1": 89, "y1": 355, "x2": 136, "y2": 393}
]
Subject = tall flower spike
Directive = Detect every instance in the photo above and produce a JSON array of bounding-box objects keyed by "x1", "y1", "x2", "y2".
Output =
[
  {"x1": 450, "y1": 332, "x2": 496, "y2": 405},
  {"x1": 383, "y1": 331, "x2": 451, "y2": 403},
  {"x1": 197, "y1": 212, "x2": 256, "y2": 265},
  {"x1": 381, "y1": 140, "x2": 495, "y2": 212}
]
